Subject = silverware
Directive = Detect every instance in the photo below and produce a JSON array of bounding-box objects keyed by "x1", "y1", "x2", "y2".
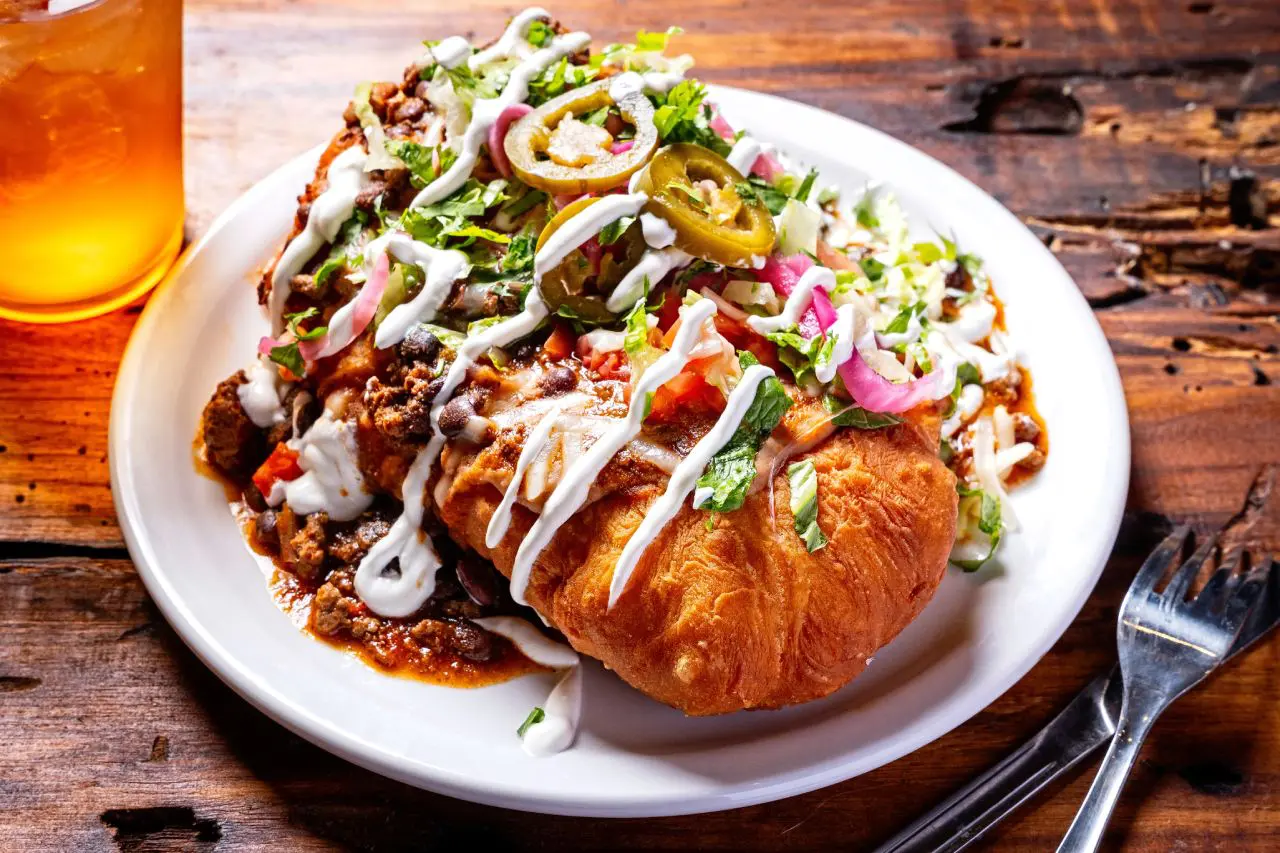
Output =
[
  {"x1": 875, "y1": 532, "x2": 1278, "y2": 853},
  {"x1": 1054, "y1": 529, "x2": 1269, "y2": 852}
]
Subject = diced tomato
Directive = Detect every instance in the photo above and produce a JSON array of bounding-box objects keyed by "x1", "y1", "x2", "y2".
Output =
[
  {"x1": 711, "y1": 311, "x2": 782, "y2": 370},
  {"x1": 655, "y1": 290, "x2": 681, "y2": 333},
  {"x1": 541, "y1": 322, "x2": 575, "y2": 361},
  {"x1": 582, "y1": 348, "x2": 630, "y2": 381},
  {"x1": 252, "y1": 443, "x2": 303, "y2": 498},
  {"x1": 648, "y1": 372, "x2": 726, "y2": 422},
  {"x1": 817, "y1": 239, "x2": 858, "y2": 271}
]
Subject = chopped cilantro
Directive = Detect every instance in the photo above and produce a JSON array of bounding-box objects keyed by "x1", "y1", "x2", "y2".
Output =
[
  {"x1": 386, "y1": 140, "x2": 456, "y2": 189},
  {"x1": 793, "y1": 168, "x2": 818, "y2": 203},
  {"x1": 526, "y1": 19, "x2": 555, "y2": 48},
  {"x1": 502, "y1": 230, "x2": 536, "y2": 274},
  {"x1": 648, "y1": 80, "x2": 731, "y2": 157},
  {"x1": 516, "y1": 707, "x2": 546, "y2": 737},
  {"x1": 666, "y1": 180, "x2": 708, "y2": 213}
]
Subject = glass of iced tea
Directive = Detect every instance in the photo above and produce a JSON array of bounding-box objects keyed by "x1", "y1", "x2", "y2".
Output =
[{"x1": 0, "y1": 0, "x2": 183, "y2": 323}]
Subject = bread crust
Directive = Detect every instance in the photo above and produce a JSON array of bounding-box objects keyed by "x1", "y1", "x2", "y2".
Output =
[{"x1": 438, "y1": 409, "x2": 958, "y2": 716}]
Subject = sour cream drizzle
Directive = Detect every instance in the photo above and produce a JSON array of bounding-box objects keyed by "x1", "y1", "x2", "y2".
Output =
[
  {"x1": 485, "y1": 403, "x2": 564, "y2": 549},
  {"x1": 268, "y1": 146, "x2": 371, "y2": 334},
  {"x1": 468, "y1": 7, "x2": 549, "y2": 68},
  {"x1": 607, "y1": 246, "x2": 692, "y2": 313},
  {"x1": 507, "y1": 300, "x2": 716, "y2": 605},
  {"x1": 534, "y1": 193, "x2": 650, "y2": 279},
  {"x1": 366, "y1": 232, "x2": 472, "y2": 348},
  {"x1": 815, "y1": 303, "x2": 857, "y2": 384},
  {"x1": 747, "y1": 265, "x2": 836, "y2": 335},
  {"x1": 470, "y1": 616, "x2": 581, "y2": 756},
  {"x1": 409, "y1": 27, "x2": 592, "y2": 210},
  {"x1": 268, "y1": 409, "x2": 373, "y2": 522},
  {"x1": 726, "y1": 136, "x2": 761, "y2": 174},
  {"x1": 608, "y1": 364, "x2": 776, "y2": 607},
  {"x1": 238, "y1": 356, "x2": 287, "y2": 428}
]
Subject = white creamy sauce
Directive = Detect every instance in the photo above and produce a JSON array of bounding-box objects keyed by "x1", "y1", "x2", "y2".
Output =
[
  {"x1": 268, "y1": 146, "x2": 371, "y2": 334},
  {"x1": 607, "y1": 71, "x2": 645, "y2": 102},
  {"x1": 747, "y1": 266, "x2": 836, "y2": 335},
  {"x1": 606, "y1": 246, "x2": 692, "y2": 313},
  {"x1": 238, "y1": 356, "x2": 287, "y2": 428},
  {"x1": 486, "y1": 404, "x2": 564, "y2": 549},
  {"x1": 579, "y1": 327, "x2": 626, "y2": 353},
  {"x1": 507, "y1": 300, "x2": 716, "y2": 605},
  {"x1": 815, "y1": 303, "x2": 857, "y2": 384},
  {"x1": 641, "y1": 70, "x2": 683, "y2": 94},
  {"x1": 409, "y1": 28, "x2": 592, "y2": 210},
  {"x1": 273, "y1": 410, "x2": 373, "y2": 522},
  {"x1": 366, "y1": 232, "x2": 471, "y2": 348},
  {"x1": 726, "y1": 136, "x2": 762, "y2": 175},
  {"x1": 876, "y1": 309, "x2": 924, "y2": 348},
  {"x1": 609, "y1": 364, "x2": 776, "y2": 607},
  {"x1": 353, "y1": 445, "x2": 442, "y2": 617},
  {"x1": 942, "y1": 300, "x2": 997, "y2": 344},
  {"x1": 471, "y1": 615, "x2": 581, "y2": 757},
  {"x1": 472, "y1": 616, "x2": 579, "y2": 668},
  {"x1": 429, "y1": 35, "x2": 473, "y2": 69},
  {"x1": 468, "y1": 7, "x2": 548, "y2": 69},
  {"x1": 639, "y1": 212, "x2": 676, "y2": 249},
  {"x1": 941, "y1": 382, "x2": 984, "y2": 439},
  {"x1": 533, "y1": 193, "x2": 650, "y2": 279}
]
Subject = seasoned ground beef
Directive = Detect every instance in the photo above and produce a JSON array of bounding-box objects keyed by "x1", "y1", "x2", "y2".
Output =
[
  {"x1": 364, "y1": 360, "x2": 443, "y2": 442},
  {"x1": 312, "y1": 582, "x2": 359, "y2": 636},
  {"x1": 410, "y1": 617, "x2": 495, "y2": 662},
  {"x1": 289, "y1": 512, "x2": 329, "y2": 580},
  {"x1": 327, "y1": 512, "x2": 394, "y2": 564},
  {"x1": 200, "y1": 372, "x2": 264, "y2": 477}
]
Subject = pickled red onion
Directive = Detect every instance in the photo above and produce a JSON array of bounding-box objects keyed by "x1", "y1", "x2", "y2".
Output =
[
  {"x1": 610, "y1": 140, "x2": 634, "y2": 155},
  {"x1": 258, "y1": 336, "x2": 284, "y2": 357},
  {"x1": 298, "y1": 251, "x2": 390, "y2": 361},
  {"x1": 487, "y1": 103, "x2": 533, "y2": 179},
  {"x1": 758, "y1": 253, "x2": 947, "y2": 413},
  {"x1": 707, "y1": 107, "x2": 786, "y2": 181}
]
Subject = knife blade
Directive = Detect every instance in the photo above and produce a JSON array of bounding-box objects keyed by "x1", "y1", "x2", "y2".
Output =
[{"x1": 874, "y1": 563, "x2": 1278, "y2": 853}]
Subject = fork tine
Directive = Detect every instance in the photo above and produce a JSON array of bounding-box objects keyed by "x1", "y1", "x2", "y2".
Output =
[
  {"x1": 1219, "y1": 565, "x2": 1270, "y2": 632},
  {"x1": 1163, "y1": 536, "x2": 1218, "y2": 607},
  {"x1": 1127, "y1": 526, "x2": 1191, "y2": 601},
  {"x1": 1195, "y1": 549, "x2": 1246, "y2": 611}
]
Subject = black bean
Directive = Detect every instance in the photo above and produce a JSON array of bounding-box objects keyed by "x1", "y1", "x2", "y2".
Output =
[
  {"x1": 456, "y1": 555, "x2": 498, "y2": 607},
  {"x1": 242, "y1": 486, "x2": 268, "y2": 513},
  {"x1": 451, "y1": 620, "x2": 496, "y2": 662},
  {"x1": 539, "y1": 366, "x2": 577, "y2": 397},
  {"x1": 255, "y1": 510, "x2": 279, "y2": 547},
  {"x1": 399, "y1": 325, "x2": 441, "y2": 363},
  {"x1": 437, "y1": 396, "x2": 475, "y2": 438}
]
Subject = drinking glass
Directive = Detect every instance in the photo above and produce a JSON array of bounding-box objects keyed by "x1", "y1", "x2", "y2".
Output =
[{"x1": 0, "y1": 0, "x2": 183, "y2": 323}]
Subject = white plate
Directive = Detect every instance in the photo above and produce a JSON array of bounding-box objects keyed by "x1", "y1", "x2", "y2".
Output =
[{"x1": 110, "y1": 85, "x2": 1129, "y2": 817}]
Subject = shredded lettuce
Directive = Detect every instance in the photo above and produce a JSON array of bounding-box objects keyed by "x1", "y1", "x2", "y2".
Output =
[
  {"x1": 821, "y1": 393, "x2": 904, "y2": 429},
  {"x1": 352, "y1": 82, "x2": 402, "y2": 172},
  {"x1": 622, "y1": 297, "x2": 663, "y2": 382},
  {"x1": 787, "y1": 459, "x2": 827, "y2": 552},
  {"x1": 776, "y1": 198, "x2": 820, "y2": 255},
  {"x1": 950, "y1": 484, "x2": 1004, "y2": 571},
  {"x1": 693, "y1": 352, "x2": 792, "y2": 512}
]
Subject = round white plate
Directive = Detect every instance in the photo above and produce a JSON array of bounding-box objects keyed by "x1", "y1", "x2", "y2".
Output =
[{"x1": 110, "y1": 85, "x2": 1129, "y2": 817}]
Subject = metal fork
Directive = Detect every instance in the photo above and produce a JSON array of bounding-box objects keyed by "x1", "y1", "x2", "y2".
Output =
[{"x1": 1056, "y1": 527, "x2": 1269, "y2": 853}]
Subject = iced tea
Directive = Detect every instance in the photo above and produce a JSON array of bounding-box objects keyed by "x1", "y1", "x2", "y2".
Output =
[{"x1": 0, "y1": 0, "x2": 183, "y2": 323}]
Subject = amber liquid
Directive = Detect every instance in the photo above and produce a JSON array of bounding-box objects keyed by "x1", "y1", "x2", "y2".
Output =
[{"x1": 0, "y1": 0, "x2": 183, "y2": 322}]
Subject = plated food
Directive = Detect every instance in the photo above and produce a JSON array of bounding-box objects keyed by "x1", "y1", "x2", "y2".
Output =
[{"x1": 197, "y1": 8, "x2": 1047, "y2": 755}]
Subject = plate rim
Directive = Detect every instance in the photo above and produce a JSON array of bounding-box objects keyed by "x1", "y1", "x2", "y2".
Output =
[{"x1": 110, "y1": 83, "x2": 1130, "y2": 817}]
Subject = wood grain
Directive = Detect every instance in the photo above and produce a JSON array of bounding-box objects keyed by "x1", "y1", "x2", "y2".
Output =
[{"x1": 1, "y1": 0, "x2": 1278, "y2": 849}]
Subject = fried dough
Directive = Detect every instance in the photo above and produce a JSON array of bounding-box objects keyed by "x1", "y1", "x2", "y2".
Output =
[{"x1": 437, "y1": 396, "x2": 958, "y2": 716}]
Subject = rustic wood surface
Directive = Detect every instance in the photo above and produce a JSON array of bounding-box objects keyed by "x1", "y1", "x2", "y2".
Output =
[{"x1": 3, "y1": 0, "x2": 1279, "y2": 849}]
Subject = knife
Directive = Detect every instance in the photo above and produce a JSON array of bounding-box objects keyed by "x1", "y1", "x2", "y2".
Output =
[{"x1": 874, "y1": 563, "x2": 1278, "y2": 853}]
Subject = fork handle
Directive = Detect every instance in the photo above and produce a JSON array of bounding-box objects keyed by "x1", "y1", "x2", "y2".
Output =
[{"x1": 1055, "y1": 694, "x2": 1163, "y2": 853}]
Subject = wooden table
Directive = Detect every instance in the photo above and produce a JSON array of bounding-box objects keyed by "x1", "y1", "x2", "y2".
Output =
[{"x1": 3, "y1": 1, "x2": 1278, "y2": 849}]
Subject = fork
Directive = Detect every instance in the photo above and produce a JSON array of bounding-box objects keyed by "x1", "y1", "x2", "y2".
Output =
[{"x1": 1056, "y1": 527, "x2": 1269, "y2": 853}]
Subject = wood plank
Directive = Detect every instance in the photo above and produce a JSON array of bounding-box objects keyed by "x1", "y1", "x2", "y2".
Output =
[
  {"x1": 0, "y1": 0, "x2": 1278, "y2": 849},
  {"x1": 1, "y1": 548, "x2": 1275, "y2": 851}
]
